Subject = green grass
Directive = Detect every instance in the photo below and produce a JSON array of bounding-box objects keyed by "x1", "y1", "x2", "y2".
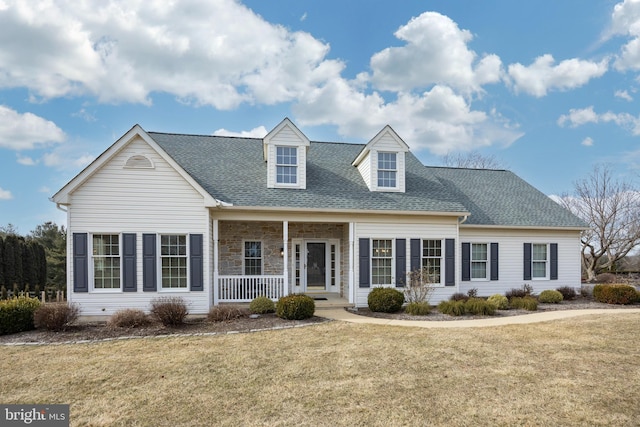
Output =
[{"x1": 1, "y1": 313, "x2": 639, "y2": 426}]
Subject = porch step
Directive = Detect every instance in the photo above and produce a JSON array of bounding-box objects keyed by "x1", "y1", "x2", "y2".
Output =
[{"x1": 307, "y1": 293, "x2": 353, "y2": 310}]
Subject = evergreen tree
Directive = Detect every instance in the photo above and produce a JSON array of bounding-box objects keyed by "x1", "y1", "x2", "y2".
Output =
[
  {"x1": 3, "y1": 235, "x2": 16, "y2": 289},
  {"x1": 30, "y1": 222, "x2": 66, "y2": 290},
  {"x1": 0, "y1": 237, "x2": 4, "y2": 286}
]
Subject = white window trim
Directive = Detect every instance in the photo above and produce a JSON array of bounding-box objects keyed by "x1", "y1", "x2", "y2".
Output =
[
  {"x1": 90, "y1": 233, "x2": 122, "y2": 293},
  {"x1": 275, "y1": 146, "x2": 299, "y2": 187},
  {"x1": 371, "y1": 238, "x2": 395, "y2": 286},
  {"x1": 158, "y1": 234, "x2": 190, "y2": 292},
  {"x1": 243, "y1": 239, "x2": 264, "y2": 276},
  {"x1": 376, "y1": 151, "x2": 398, "y2": 190},
  {"x1": 470, "y1": 243, "x2": 489, "y2": 282},
  {"x1": 421, "y1": 238, "x2": 444, "y2": 287},
  {"x1": 531, "y1": 243, "x2": 549, "y2": 280}
]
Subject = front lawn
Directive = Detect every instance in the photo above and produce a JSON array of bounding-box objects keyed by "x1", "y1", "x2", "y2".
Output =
[{"x1": 1, "y1": 313, "x2": 639, "y2": 426}]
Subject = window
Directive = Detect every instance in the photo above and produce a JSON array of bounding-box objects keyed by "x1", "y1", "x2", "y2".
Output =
[
  {"x1": 377, "y1": 152, "x2": 397, "y2": 188},
  {"x1": 422, "y1": 239, "x2": 442, "y2": 284},
  {"x1": 244, "y1": 241, "x2": 262, "y2": 275},
  {"x1": 532, "y1": 243, "x2": 548, "y2": 279},
  {"x1": 92, "y1": 234, "x2": 121, "y2": 289},
  {"x1": 161, "y1": 235, "x2": 188, "y2": 288},
  {"x1": 471, "y1": 243, "x2": 488, "y2": 280},
  {"x1": 276, "y1": 146, "x2": 297, "y2": 184},
  {"x1": 371, "y1": 239, "x2": 393, "y2": 285}
]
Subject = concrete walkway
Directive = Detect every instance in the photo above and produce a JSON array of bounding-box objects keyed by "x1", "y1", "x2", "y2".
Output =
[{"x1": 316, "y1": 307, "x2": 640, "y2": 329}]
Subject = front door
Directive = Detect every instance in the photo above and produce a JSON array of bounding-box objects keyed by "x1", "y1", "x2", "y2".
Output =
[{"x1": 306, "y1": 242, "x2": 327, "y2": 291}]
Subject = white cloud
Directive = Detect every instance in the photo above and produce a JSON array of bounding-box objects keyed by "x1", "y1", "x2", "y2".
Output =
[
  {"x1": 0, "y1": 0, "x2": 343, "y2": 109},
  {"x1": 16, "y1": 154, "x2": 36, "y2": 165},
  {"x1": 212, "y1": 126, "x2": 268, "y2": 138},
  {"x1": 42, "y1": 150, "x2": 94, "y2": 169},
  {"x1": 38, "y1": 186, "x2": 51, "y2": 193},
  {"x1": 369, "y1": 12, "x2": 503, "y2": 94},
  {"x1": 609, "y1": 0, "x2": 640, "y2": 70},
  {"x1": 300, "y1": 12, "x2": 307, "y2": 22},
  {"x1": 558, "y1": 106, "x2": 640, "y2": 135},
  {"x1": 581, "y1": 137, "x2": 594, "y2": 146},
  {"x1": 0, "y1": 105, "x2": 66, "y2": 150},
  {"x1": 0, "y1": 187, "x2": 13, "y2": 200},
  {"x1": 507, "y1": 54, "x2": 608, "y2": 97},
  {"x1": 615, "y1": 89, "x2": 633, "y2": 100},
  {"x1": 72, "y1": 108, "x2": 96, "y2": 122}
]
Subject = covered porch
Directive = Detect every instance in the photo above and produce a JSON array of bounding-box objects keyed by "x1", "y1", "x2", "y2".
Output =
[{"x1": 212, "y1": 219, "x2": 354, "y2": 305}]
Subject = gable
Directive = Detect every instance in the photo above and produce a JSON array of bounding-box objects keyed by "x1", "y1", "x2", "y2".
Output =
[
  {"x1": 263, "y1": 118, "x2": 310, "y2": 189},
  {"x1": 353, "y1": 126, "x2": 409, "y2": 193}
]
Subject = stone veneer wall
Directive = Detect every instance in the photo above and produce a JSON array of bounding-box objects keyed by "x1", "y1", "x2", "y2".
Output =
[{"x1": 218, "y1": 221, "x2": 349, "y2": 297}]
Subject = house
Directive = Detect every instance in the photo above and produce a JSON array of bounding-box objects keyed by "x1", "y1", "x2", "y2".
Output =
[{"x1": 51, "y1": 118, "x2": 585, "y2": 317}]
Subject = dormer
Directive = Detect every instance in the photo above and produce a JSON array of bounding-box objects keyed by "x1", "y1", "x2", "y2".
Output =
[
  {"x1": 352, "y1": 125, "x2": 409, "y2": 193},
  {"x1": 263, "y1": 118, "x2": 310, "y2": 189}
]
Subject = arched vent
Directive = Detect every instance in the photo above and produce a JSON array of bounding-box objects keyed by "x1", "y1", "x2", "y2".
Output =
[{"x1": 124, "y1": 154, "x2": 154, "y2": 169}]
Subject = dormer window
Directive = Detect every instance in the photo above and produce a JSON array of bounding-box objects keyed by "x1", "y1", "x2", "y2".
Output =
[
  {"x1": 276, "y1": 146, "x2": 298, "y2": 184},
  {"x1": 377, "y1": 152, "x2": 397, "y2": 188}
]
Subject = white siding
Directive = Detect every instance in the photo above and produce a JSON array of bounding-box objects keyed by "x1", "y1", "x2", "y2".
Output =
[
  {"x1": 355, "y1": 218, "x2": 459, "y2": 307},
  {"x1": 356, "y1": 151, "x2": 372, "y2": 189},
  {"x1": 375, "y1": 132, "x2": 405, "y2": 151},
  {"x1": 67, "y1": 136, "x2": 211, "y2": 316},
  {"x1": 458, "y1": 228, "x2": 582, "y2": 298}
]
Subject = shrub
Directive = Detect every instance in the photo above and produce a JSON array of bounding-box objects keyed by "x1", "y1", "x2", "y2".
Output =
[
  {"x1": 556, "y1": 286, "x2": 577, "y2": 301},
  {"x1": 108, "y1": 309, "x2": 151, "y2": 328},
  {"x1": 506, "y1": 284, "x2": 534, "y2": 300},
  {"x1": 403, "y1": 267, "x2": 436, "y2": 304},
  {"x1": 595, "y1": 273, "x2": 616, "y2": 284},
  {"x1": 0, "y1": 297, "x2": 41, "y2": 335},
  {"x1": 437, "y1": 300, "x2": 466, "y2": 316},
  {"x1": 538, "y1": 290, "x2": 564, "y2": 304},
  {"x1": 467, "y1": 288, "x2": 478, "y2": 298},
  {"x1": 404, "y1": 302, "x2": 431, "y2": 316},
  {"x1": 249, "y1": 296, "x2": 275, "y2": 314},
  {"x1": 509, "y1": 296, "x2": 538, "y2": 311},
  {"x1": 208, "y1": 305, "x2": 249, "y2": 322},
  {"x1": 487, "y1": 294, "x2": 509, "y2": 310},
  {"x1": 464, "y1": 298, "x2": 496, "y2": 315},
  {"x1": 593, "y1": 284, "x2": 638, "y2": 305},
  {"x1": 1, "y1": 285, "x2": 7, "y2": 300},
  {"x1": 367, "y1": 287, "x2": 405, "y2": 313},
  {"x1": 276, "y1": 294, "x2": 315, "y2": 320},
  {"x1": 449, "y1": 292, "x2": 469, "y2": 302},
  {"x1": 33, "y1": 303, "x2": 80, "y2": 331},
  {"x1": 150, "y1": 296, "x2": 189, "y2": 326}
]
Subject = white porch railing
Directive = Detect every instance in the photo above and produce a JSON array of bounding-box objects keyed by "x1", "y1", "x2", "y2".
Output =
[{"x1": 218, "y1": 275, "x2": 286, "y2": 302}]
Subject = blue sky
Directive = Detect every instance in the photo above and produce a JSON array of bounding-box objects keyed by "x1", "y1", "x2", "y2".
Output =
[{"x1": 1, "y1": 0, "x2": 640, "y2": 234}]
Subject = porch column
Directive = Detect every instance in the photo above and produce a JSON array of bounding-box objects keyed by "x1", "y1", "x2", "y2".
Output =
[
  {"x1": 283, "y1": 220, "x2": 289, "y2": 297},
  {"x1": 348, "y1": 222, "x2": 355, "y2": 304},
  {"x1": 213, "y1": 219, "x2": 219, "y2": 306}
]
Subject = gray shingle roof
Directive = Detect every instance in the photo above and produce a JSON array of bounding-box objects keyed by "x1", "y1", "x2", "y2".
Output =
[{"x1": 149, "y1": 132, "x2": 585, "y2": 228}]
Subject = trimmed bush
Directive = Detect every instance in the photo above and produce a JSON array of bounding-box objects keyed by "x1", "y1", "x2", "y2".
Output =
[
  {"x1": 276, "y1": 294, "x2": 315, "y2": 320},
  {"x1": 449, "y1": 292, "x2": 469, "y2": 302},
  {"x1": 538, "y1": 290, "x2": 563, "y2": 304},
  {"x1": 249, "y1": 296, "x2": 275, "y2": 314},
  {"x1": 208, "y1": 305, "x2": 249, "y2": 322},
  {"x1": 108, "y1": 309, "x2": 151, "y2": 328},
  {"x1": 33, "y1": 303, "x2": 80, "y2": 331},
  {"x1": 509, "y1": 296, "x2": 538, "y2": 311},
  {"x1": 487, "y1": 294, "x2": 509, "y2": 310},
  {"x1": 506, "y1": 284, "x2": 533, "y2": 300},
  {"x1": 556, "y1": 286, "x2": 577, "y2": 301},
  {"x1": 593, "y1": 284, "x2": 638, "y2": 305},
  {"x1": 464, "y1": 298, "x2": 496, "y2": 316},
  {"x1": 404, "y1": 302, "x2": 431, "y2": 316},
  {"x1": 150, "y1": 296, "x2": 189, "y2": 326},
  {"x1": 438, "y1": 300, "x2": 466, "y2": 316},
  {"x1": 0, "y1": 297, "x2": 41, "y2": 335},
  {"x1": 367, "y1": 287, "x2": 405, "y2": 313}
]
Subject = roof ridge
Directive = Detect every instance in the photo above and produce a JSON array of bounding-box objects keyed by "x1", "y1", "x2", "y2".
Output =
[
  {"x1": 426, "y1": 165, "x2": 508, "y2": 172},
  {"x1": 148, "y1": 131, "x2": 263, "y2": 141}
]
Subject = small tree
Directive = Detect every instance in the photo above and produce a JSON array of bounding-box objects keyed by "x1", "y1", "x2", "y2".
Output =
[
  {"x1": 440, "y1": 151, "x2": 507, "y2": 169},
  {"x1": 403, "y1": 267, "x2": 436, "y2": 304}
]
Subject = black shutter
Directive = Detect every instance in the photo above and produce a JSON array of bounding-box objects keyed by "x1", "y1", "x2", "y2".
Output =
[
  {"x1": 461, "y1": 242, "x2": 470, "y2": 282},
  {"x1": 395, "y1": 239, "x2": 406, "y2": 287},
  {"x1": 410, "y1": 239, "x2": 421, "y2": 272},
  {"x1": 490, "y1": 243, "x2": 499, "y2": 281},
  {"x1": 445, "y1": 239, "x2": 455, "y2": 286},
  {"x1": 550, "y1": 243, "x2": 558, "y2": 280},
  {"x1": 523, "y1": 243, "x2": 532, "y2": 281},
  {"x1": 143, "y1": 234, "x2": 157, "y2": 292},
  {"x1": 190, "y1": 234, "x2": 204, "y2": 291},
  {"x1": 359, "y1": 238, "x2": 370, "y2": 288},
  {"x1": 73, "y1": 233, "x2": 88, "y2": 292},
  {"x1": 122, "y1": 233, "x2": 137, "y2": 292}
]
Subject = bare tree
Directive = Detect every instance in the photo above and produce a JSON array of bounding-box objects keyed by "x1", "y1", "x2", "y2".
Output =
[
  {"x1": 558, "y1": 165, "x2": 640, "y2": 281},
  {"x1": 440, "y1": 151, "x2": 507, "y2": 169}
]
